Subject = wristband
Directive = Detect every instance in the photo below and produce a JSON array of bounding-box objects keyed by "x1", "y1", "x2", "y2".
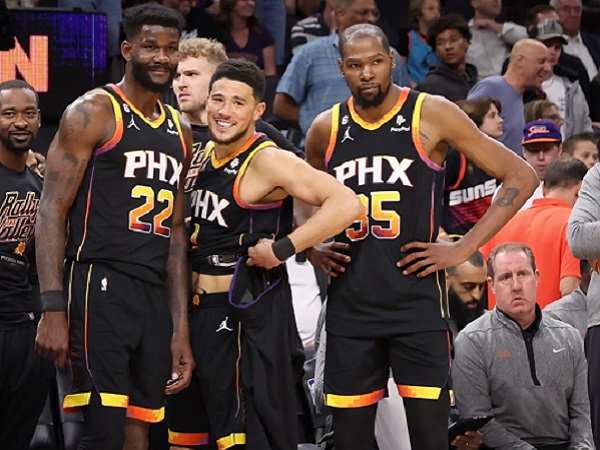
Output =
[
  {"x1": 41, "y1": 290, "x2": 67, "y2": 312},
  {"x1": 272, "y1": 236, "x2": 296, "y2": 262}
]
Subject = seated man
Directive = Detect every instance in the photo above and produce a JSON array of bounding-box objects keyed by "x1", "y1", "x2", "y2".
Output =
[{"x1": 453, "y1": 242, "x2": 594, "y2": 449}]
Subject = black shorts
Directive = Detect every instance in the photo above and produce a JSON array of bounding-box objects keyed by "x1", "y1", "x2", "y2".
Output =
[
  {"x1": 324, "y1": 330, "x2": 451, "y2": 408},
  {"x1": 167, "y1": 293, "x2": 244, "y2": 449},
  {"x1": 64, "y1": 261, "x2": 172, "y2": 422}
]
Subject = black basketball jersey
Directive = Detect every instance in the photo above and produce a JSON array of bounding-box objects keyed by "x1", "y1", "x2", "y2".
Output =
[
  {"x1": 189, "y1": 133, "x2": 287, "y2": 275},
  {"x1": 0, "y1": 163, "x2": 42, "y2": 321},
  {"x1": 442, "y1": 148, "x2": 496, "y2": 236},
  {"x1": 65, "y1": 84, "x2": 188, "y2": 284},
  {"x1": 325, "y1": 88, "x2": 449, "y2": 337}
]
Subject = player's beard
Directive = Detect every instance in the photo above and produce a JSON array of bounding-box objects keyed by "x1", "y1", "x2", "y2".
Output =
[
  {"x1": 0, "y1": 132, "x2": 33, "y2": 154},
  {"x1": 131, "y1": 58, "x2": 176, "y2": 93},
  {"x1": 353, "y1": 79, "x2": 391, "y2": 109}
]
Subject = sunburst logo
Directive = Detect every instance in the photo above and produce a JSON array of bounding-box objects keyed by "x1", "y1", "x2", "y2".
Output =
[{"x1": 13, "y1": 242, "x2": 26, "y2": 255}]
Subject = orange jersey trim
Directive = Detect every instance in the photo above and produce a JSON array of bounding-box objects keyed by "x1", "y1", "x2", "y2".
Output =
[
  {"x1": 446, "y1": 153, "x2": 467, "y2": 191},
  {"x1": 347, "y1": 88, "x2": 409, "y2": 130},
  {"x1": 217, "y1": 433, "x2": 246, "y2": 449},
  {"x1": 95, "y1": 92, "x2": 124, "y2": 155},
  {"x1": 324, "y1": 388, "x2": 385, "y2": 408},
  {"x1": 324, "y1": 103, "x2": 340, "y2": 167},
  {"x1": 233, "y1": 141, "x2": 283, "y2": 209},
  {"x1": 127, "y1": 405, "x2": 165, "y2": 423},
  {"x1": 411, "y1": 93, "x2": 444, "y2": 172},
  {"x1": 168, "y1": 430, "x2": 210, "y2": 446},
  {"x1": 109, "y1": 84, "x2": 166, "y2": 128},
  {"x1": 211, "y1": 133, "x2": 262, "y2": 168},
  {"x1": 397, "y1": 385, "x2": 442, "y2": 400}
]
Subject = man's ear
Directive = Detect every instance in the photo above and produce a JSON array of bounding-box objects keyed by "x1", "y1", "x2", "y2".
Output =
[
  {"x1": 254, "y1": 101, "x2": 266, "y2": 120},
  {"x1": 487, "y1": 276, "x2": 495, "y2": 294},
  {"x1": 122, "y1": 41, "x2": 132, "y2": 62}
]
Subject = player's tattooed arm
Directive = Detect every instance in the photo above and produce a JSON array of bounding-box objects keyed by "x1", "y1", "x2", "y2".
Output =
[
  {"x1": 494, "y1": 187, "x2": 520, "y2": 207},
  {"x1": 35, "y1": 93, "x2": 114, "y2": 366}
]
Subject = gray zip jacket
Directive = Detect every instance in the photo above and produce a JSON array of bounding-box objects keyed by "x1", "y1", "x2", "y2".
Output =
[
  {"x1": 453, "y1": 308, "x2": 593, "y2": 449},
  {"x1": 568, "y1": 163, "x2": 600, "y2": 328}
]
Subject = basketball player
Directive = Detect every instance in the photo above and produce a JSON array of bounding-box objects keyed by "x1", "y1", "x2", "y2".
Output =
[
  {"x1": 179, "y1": 59, "x2": 362, "y2": 449},
  {"x1": 0, "y1": 80, "x2": 54, "y2": 450},
  {"x1": 305, "y1": 24, "x2": 539, "y2": 450},
  {"x1": 34, "y1": 4, "x2": 194, "y2": 449}
]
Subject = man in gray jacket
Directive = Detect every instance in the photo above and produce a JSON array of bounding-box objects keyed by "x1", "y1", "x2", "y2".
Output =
[{"x1": 453, "y1": 242, "x2": 593, "y2": 449}]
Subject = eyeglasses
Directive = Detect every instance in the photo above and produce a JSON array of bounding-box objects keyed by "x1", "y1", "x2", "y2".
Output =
[{"x1": 348, "y1": 8, "x2": 380, "y2": 19}]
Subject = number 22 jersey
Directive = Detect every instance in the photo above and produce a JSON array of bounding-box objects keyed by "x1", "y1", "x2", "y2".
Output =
[
  {"x1": 325, "y1": 88, "x2": 449, "y2": 337},
  {"x1": 65, "y1": 84, "x2": 187, "y2": 284}
]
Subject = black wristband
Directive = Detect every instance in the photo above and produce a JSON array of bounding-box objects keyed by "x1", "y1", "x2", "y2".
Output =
[
  {"x1": 272, "y1": 236, "x2": 296, "y2": 262},
  {"x1": 41, "y1": 290, "x2": 67, "y2": 312}
]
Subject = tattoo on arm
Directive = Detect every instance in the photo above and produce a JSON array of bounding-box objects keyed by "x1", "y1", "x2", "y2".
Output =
[
  {"x1": 495, "y1": 187, "x2": 520, "y2": 207},
  {"x1": 419, "y1": 130, "x2": 430, "y2": 145}
]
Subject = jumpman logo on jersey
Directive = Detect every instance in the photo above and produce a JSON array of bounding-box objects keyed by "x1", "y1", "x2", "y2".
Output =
[
  {"x1": 341, "y1": 126, "x2": 354, "y2": 143},
  {"x1": 216, "y1": 316, "x2": 234, "y2": 332},
  {"x1": 127, "y1": 115, "x2": 140, "y2": 131}
]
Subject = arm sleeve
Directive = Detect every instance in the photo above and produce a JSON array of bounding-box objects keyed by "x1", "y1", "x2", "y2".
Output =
[
  {"x1": 453, "y1": 332, "x2": 536, "y2": 450},
  {"x1": 568, "y1": 164, "x2": 600, "y2": 258},
  {"x1": 500, "y1": 22, "x2": 528, "y2": 45},
  {"x1": 568, "y1": 331, "x2": 595, "y2": 448}
]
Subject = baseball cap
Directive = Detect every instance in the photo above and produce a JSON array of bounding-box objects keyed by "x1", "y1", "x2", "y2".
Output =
[
  {"x1": 533, "y1": 19, "x2": 567, "y2": 45},
  {"x1": 522, "y1": 119, "x2": 562, "y2": 145}
]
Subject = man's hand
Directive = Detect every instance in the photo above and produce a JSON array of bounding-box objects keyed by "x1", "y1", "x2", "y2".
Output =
[
  {"x1": 305, "y1": 242, "x2": 351, "y2": 277},
  {"x1": 397, "y1": 240, "x2": 472, "y2": 278},
  {"x1": 247, "y1": 238, "x2": 285, "y2": 269},
  {"x1": 166, "y1": 334, "x2": 195, "y2": 395},
  {"x1": 451, "y1": 430, "x2": 484, "y2": 449},
  {"x1": 35, "y1": 311, "x2": 69, "y2": 367}
]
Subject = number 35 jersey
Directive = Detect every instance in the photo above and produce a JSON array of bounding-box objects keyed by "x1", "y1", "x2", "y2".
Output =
[
  {"x1": 325, "y1": 88, "x2": 448, "y2": 337},
  {"x1": 65, "y1": 85, "x2": 187, "y2": 284}
]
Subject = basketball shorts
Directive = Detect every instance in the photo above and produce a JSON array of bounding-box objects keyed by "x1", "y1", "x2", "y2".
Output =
[
  {"x1": 64, "y1": 261, "x2": 172, "y2": 422},
  {"x1": 167, "y1": 293, "x2": 245, "y2": 449},
  {"x1": 324, "y1": 330, "x2": 451, "y2": 408}
]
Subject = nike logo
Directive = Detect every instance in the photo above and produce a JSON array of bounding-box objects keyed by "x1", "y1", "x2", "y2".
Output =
[{"x1": 553, "y1": 348, "x2": 565, "y2": 353}]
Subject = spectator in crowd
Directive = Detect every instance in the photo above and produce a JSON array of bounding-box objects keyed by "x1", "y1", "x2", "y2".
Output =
[
  {"x1": 534, "y1": 19, "x2": 592, "y2": 139},
  {"x1": 524, "y1": 98, "x2": 564, "y2": 128},
  {"x1": 442, "y1": 97, "x2": 502, "y2": 237},
  {"x1": 397, "y1": 0, "x2": 441, "y2": 85},
  {"x1": 568, "y1": 159, "x2": 600, "y2": 447},
  {"x1": 447, "y1": 251, "x2": 488, "y2": 334},
  {"x1": 0, "y1": 80, "x2": 55, "y2": 450},
  {"x1": 453, "y1": 242, "x2": 594, "y2": 449},
  {"x1": 290, "y1": 0, "x2": 336, "y2": 55},
  {"x1": 274, "y1": 0, "x2": 409, "y2": 140},
  {"x1": 481, "y1": 157, "x2": 586, "y2": 308},
  {"x1": 526, "y1": 4, "x2": 598, "y2": 121},
  {"x1": 175, "y1": 0, "x2": 224, "y2": 40},
  {"x1": 544, "y1": 259, "x2": 593, "y2": 338},
  {"x1": 563, "y1": 132, "x2": 599, "y2": 169},
  {"x1": 466, "y1": 0, "x2": 527, "y2": 80},
  {"x1": 468, "y1": 38, "x2": 552, "y2": 156},
  {"x1": 416, "y1": 13, "x2": 477, "y2": 102},
  {"x1": 551, "y1": 0, "x2": 600, "y2": 81},
  {"x1": 217, "y1": 0, "x2": 277, "y2": 75}
]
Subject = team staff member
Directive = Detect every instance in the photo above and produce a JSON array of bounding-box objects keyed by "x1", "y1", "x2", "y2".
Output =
[
  {"x1": 305, "y1": 24, "x2": 538, "y2": 450},
  {"x1": 184, "y1": 59, "x2": 362, "y2": 449},
  {"x1": 34, "y1": 4, "x2": 194, "y2": 449},
  {"x1": 0, "y1": 80, "x2": 54, "y2": 450}
]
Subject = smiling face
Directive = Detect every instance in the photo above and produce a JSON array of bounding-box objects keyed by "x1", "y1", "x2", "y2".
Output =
[
  {"x1": 489, "y1": 250, "x2": 539, "y2": 328},
  {"x1": 339, "y1": 35, "x2": 394, "y2": 110},
  {"x1": 0, "y1": 87, "x2": 40, "y2": 155},
  {"x1": 206, "y1": 78, "x2": 265, "y2": 148},
  {"x1": 124, "y1": 25, "x2": 180, "y2": 93}
]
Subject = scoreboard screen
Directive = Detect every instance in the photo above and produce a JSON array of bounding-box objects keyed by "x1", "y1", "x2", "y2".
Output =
[{"x1": 0, "y1": 8, "x2": 107, "y2": 121}]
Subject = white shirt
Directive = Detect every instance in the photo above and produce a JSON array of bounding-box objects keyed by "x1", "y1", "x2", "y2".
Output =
[
  {"x1": 286, "y1": 258, "x2": 322, "y2": 348},
  {"x1": 564, "y1": 32, "x2": 598, "y2": 80},
  {"x1": 543, "y1": 74, "x2": 567, "y2": 136}
]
